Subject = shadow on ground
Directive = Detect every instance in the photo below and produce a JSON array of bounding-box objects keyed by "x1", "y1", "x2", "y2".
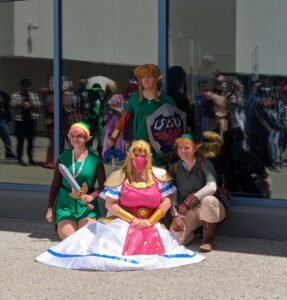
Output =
[
  {"x1": 0, "y1": 218, "x2": 58, "y2": 242},
  {"x1": 1, "y1": 217, "x2": 287, "y2": 257}
]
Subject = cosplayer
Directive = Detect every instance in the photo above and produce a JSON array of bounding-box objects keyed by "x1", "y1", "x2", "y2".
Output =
[
  {"x1": 169, "y1": 134, "x2": 225, "y2": 252},
  {"x1": 102, "y1": 81, "x2": 126, "y2": 163},
  {"x1": 108, "y1": 64, "x2": 176, "y2": 166},
  {"x1": 36, "y1": 140, "x2": 205, "y2": 271},
  {"x1": 86, "y1": 83, "x2": 105, "y2": 158},
  {"x1": 167, "y1": 66, "x2": 193, "y2": 131},
  {"x1": 44, "y1": 121, "x2": 106, "y2": 240},
  {"x1": 226, "y1": 79, "x2": 246, "y2": 134},
  {"x1": 204, "y1": 73, "x2": 228, "y2": 136}
]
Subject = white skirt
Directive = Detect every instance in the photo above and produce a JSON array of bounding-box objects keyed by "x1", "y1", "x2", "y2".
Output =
[{"x1": 36, "y1": 218, "x2": 205, "y2": 271}]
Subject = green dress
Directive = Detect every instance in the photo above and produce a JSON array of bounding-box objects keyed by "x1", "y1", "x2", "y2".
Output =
[
  {"x1": 53, "y1": 150, "x2": 100, "y2": 224},
  {"x1": 125, "y1": 92, "x2": 176, "y2": 166}
]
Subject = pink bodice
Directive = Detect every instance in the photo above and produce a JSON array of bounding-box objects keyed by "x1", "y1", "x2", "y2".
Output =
[{"x1": 119, "y1": 179, "x2": 161, "y2": 209}]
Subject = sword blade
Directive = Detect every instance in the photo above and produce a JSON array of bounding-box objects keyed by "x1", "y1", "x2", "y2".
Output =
[{"x1": 58, "y1": 164, "x2": 80, "y2": 192}]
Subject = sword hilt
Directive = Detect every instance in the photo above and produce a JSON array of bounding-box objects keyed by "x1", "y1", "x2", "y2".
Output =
[{"x1": 69, "y1": 182, "x2": 94, "y2": 211}]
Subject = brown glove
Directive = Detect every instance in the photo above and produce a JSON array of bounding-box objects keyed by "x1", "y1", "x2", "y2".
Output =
[
  {"x1": 179, "y1": 193, "x2": 201, "y2": 214},
  {"x1": 169, "y1": 205, "x2": 180, "y2": 219}
]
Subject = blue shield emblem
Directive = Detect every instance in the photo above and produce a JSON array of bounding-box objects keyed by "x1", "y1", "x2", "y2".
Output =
[{"x1": 146, "y1": 103, "x2": 187, "y2": 162}]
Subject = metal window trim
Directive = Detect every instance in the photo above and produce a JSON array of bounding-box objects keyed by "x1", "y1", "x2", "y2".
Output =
[
  {"x1": 158, "y1": 0, "x2": 167, "y2": 92},
  {"x1": 53, "y1": 0, "x2": 61, "y2": 162},
  {"x1": 0, "y1": 183, "x2": 49, "y2": 192}
]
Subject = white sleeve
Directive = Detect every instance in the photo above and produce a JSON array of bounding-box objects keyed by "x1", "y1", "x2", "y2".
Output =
[
  {"x1": 99, "y1": 184, "x2": 122, "y2": 201},
  {"x1": 158, "y1": 181, "x2": 177, "y2": 198},
  {"x1": 194, "y1": 182, "x2": 217, "y2": 200}
]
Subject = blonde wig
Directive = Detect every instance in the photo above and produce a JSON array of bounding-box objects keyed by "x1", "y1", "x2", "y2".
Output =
[
  {"x1": 122, "y1": 140, "x2": 153, "y2": 186},
  {"x1": 106, "y1": 80, "x2": 117, "y2": 96},
  {"x1": 134, "y1": 64, "x2": 161, "y2": 102},
  {"x1": 196, "y1": 131, "x2": 223, "y2": 159}
]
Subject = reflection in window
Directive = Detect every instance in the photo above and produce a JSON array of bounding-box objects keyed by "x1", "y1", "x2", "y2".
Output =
[
  {"x1": 0, "y1": 0, "x2": 53, "y2": 184},
  {"x1": 61, "y1": 0, "x2": 157, "y2": 161},
  {"x1": 168, "y1": 0, "x2": 287, "y2": 200}
]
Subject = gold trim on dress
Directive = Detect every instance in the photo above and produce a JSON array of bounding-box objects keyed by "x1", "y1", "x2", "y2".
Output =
[
  {"x1": 104, "y1": 169, "x2": 126, "y2": 187},
  {"x1": 152, "y1": 167, "x2": 173, "y2": 182}
]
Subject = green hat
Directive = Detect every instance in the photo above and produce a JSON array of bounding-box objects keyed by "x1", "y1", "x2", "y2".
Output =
[
  {"x1": 70, "y1": 121, "x2": 91, "y2": 138},
  {"x1": 180, "y1": 133, "x2": 195, "y2": 143}
]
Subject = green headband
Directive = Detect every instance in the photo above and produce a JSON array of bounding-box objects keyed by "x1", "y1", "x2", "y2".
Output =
[
  {"x1": 71, "y1": 121, "x2": 91, "y2": 137},
  {"x1": 180, "y1": 133, "x2": 195, "y2": 143}
]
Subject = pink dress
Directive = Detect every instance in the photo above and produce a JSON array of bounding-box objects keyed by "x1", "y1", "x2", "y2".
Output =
[{"x1": 120, "y1": 179, "x2": 165, "y2": 255}]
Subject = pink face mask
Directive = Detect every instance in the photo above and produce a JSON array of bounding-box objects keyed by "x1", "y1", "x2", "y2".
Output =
[{"x1": 132, "y1": 156, "x2": 147, "y2": 172}]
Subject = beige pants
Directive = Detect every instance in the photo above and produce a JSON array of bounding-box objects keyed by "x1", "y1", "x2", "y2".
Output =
[{"x1": 171, "y1": 196, "x2": 226, "y2": 245}]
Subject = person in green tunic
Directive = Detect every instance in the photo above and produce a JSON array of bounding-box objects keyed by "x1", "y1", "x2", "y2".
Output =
[
  {"x1": 45, "y1": 121, "x2": 106, "y2": 240},
  {"x1": 108, "y1": 64, "x2": 176, "y2": 166}
]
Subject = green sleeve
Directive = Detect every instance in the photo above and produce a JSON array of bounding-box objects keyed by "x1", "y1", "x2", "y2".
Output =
[{"x1": 125, "y1": 92, "x2": 138, "y2": 115}]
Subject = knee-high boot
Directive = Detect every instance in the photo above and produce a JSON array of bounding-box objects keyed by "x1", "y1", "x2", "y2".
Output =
[{"x1": 200, "y1": 221, "x2": 218, "y2": 252}]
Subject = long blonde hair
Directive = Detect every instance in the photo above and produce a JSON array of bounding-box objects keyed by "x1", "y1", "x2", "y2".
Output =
[
  {"x1": 122, "y1": 140, "x2": 153, "y2": 185},
  {"x1": 134, "y1": 64, "x2": 161, "y2": 102}
]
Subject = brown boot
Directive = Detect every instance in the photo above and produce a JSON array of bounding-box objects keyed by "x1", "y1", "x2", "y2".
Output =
[{"x1": 199, "y1": 221, "x2": 217, "y2": 252}]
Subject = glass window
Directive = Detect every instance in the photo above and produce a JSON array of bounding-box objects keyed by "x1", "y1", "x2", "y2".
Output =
[
  {"x1": 61, "y1": 0, "x2": 157, "y2": 162},
  {"x1": 168, "y1": 0, "x2": 287, "y2": 200},
  {"x1": 0, "y1": 0, "x2": 54, "y2": 184}
]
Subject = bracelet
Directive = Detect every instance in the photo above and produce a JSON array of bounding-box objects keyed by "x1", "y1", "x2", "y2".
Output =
[
  {"x1": 169, "y1": 206, "x2": 179, "y2": 218},
  {"x1": 115, "y1": 207, "x2": 134, "y2": 223},
  {"x1": 149, "y1": 208, "x2": 165, "y2": 225}
]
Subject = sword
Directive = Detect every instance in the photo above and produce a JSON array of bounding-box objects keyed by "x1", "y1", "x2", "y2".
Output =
[{"x1": 58, "y1": 164, "x2": 94, "y2": 211}]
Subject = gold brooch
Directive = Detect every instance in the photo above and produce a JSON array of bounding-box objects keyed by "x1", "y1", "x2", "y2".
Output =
[{"x1": 138, "y1": 208, "x2": 149, "y2": 218}]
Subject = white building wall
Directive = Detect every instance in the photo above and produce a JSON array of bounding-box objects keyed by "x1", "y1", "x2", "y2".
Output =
[
  {"x1": 236, "y1": 0, "x2": 287, "y2": 75},
  {"x1": 12, "y1": 0, "x2": 157, "y2": 65},
  {"x1": 62, "y1": 0, "x2": 157, "y2": 65},
  {"x1": 14, "y1": 0, "x2": 53, "y2": 58},
  {"x1": 0, "y1": 3, "x2": 14, "y2": 56},
  {"x1": 169, "y1": 0, "x2": 236, "y2": 75}
]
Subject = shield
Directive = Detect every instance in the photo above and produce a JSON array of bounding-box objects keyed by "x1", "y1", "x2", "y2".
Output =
[{"x1": 145, "y1": 103, "x2": 186, "y2": 162}]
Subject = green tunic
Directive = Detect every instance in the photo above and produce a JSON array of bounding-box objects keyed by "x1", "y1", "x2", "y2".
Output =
[
  {"x1": 53, "y1": 150, "x2": 100, "y2": 224},
  {"x1": 125, "y1": 92, "x2": 176, "y2": 166}
]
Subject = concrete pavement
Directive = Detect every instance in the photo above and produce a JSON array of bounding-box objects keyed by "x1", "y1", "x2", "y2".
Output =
[{"x1": 0, "y1": 217, "x2": 286, "y2": 300}]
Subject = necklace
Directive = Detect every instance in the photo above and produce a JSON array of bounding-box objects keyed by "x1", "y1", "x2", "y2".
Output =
[{"x1": 72, "y1": 149, "x2": 88, "y2": 178}]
